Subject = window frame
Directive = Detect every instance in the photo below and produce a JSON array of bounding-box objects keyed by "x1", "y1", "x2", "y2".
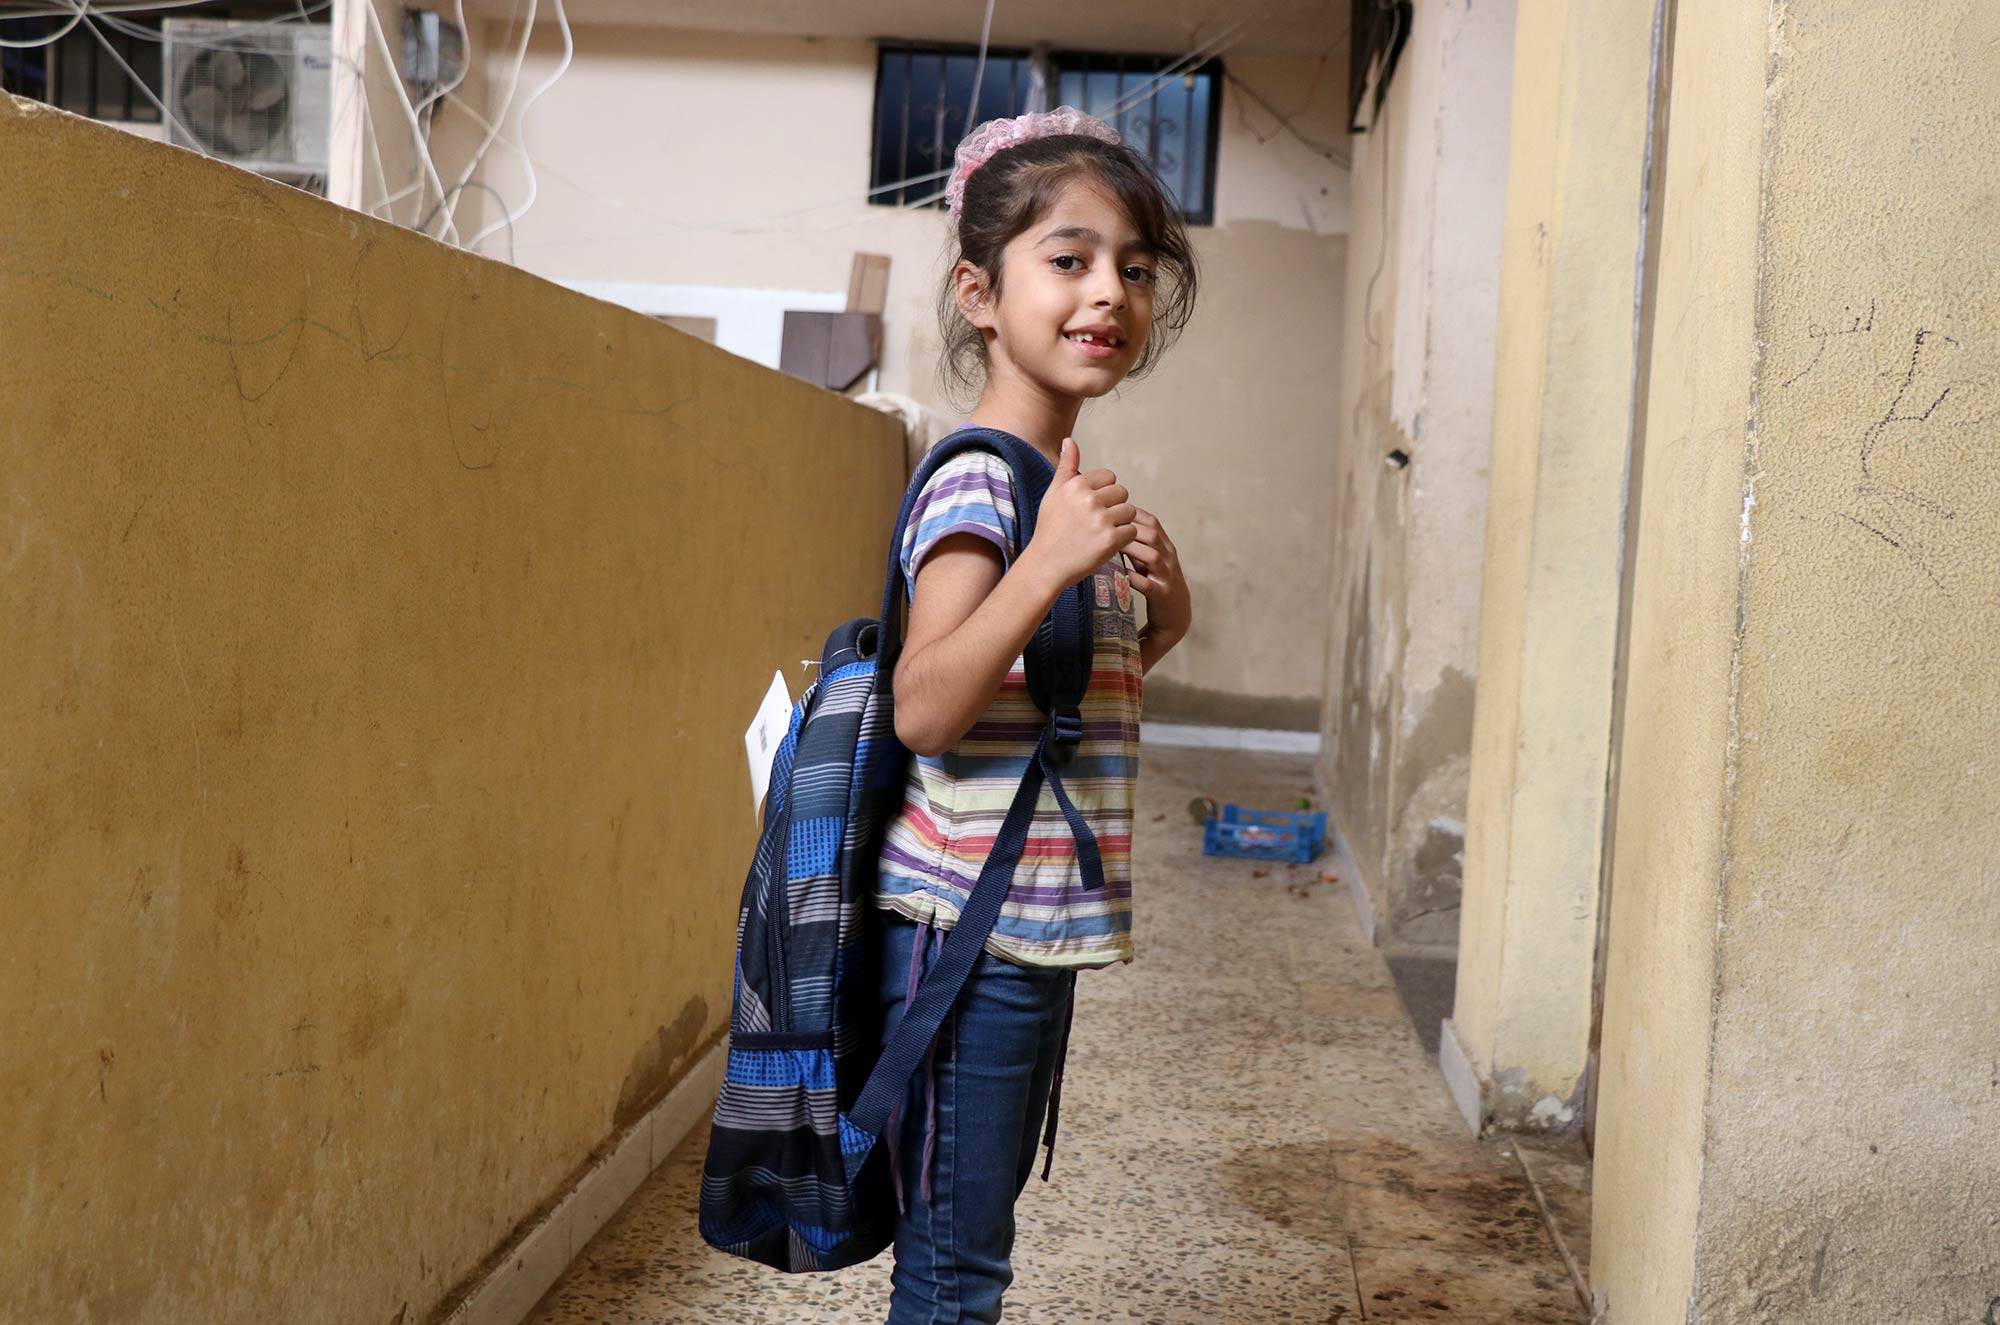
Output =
[{"x1": 868, "y1": 41, "x2": 1225, "y2": 228}]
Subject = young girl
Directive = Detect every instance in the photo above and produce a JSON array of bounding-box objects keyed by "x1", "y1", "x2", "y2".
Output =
[{"x1": 873, "y1": 107, "x2": 1198, "y2": 1324}]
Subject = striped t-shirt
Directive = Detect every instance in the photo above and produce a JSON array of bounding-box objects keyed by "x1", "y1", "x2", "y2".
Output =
[{"x1": 874, "y1": 444, "x2": 1143, "y2": 969}]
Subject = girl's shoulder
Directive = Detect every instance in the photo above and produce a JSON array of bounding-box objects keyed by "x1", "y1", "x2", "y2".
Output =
[{"x1": 907, "y1": 449, "x2": 1021, "y2": 534}]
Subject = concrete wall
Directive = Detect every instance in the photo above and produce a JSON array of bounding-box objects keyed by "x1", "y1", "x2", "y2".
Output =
[
  {"x1": 1320, "y1": 0, "x2": 1512, "y2": 948},
  {"x1": 1443, "y1": 0, "x2": 1657, "y2": 1133},
  {"x1": 446, "y1": 23, "x2": 1350, "y2": 730},
  {"x1": 1591, "y1": 0, "x2": 2000, "y2": 1317},
  {"x1": 0, "y1": 96, "x2": 903, "y2": 1322}
]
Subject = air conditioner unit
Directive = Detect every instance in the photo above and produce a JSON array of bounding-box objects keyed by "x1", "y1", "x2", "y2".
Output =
[{"x1": 162, "y1": 18, "x2": 332, "y2": 180}]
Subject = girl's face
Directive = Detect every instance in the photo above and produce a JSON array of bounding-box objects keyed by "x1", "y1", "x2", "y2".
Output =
[{"x1": 961, "y1": 175, "x2": 1157, "y2": 401}]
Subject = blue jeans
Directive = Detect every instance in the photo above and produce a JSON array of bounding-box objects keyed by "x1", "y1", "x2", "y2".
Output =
[{"x1": 877, "y1": 914, "x2": 1077, "y2": 1325}]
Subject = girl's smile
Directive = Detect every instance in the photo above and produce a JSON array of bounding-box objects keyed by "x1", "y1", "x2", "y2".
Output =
[{"x1": 1061, "y1": 322, "x2": 1128, "y2": 360}]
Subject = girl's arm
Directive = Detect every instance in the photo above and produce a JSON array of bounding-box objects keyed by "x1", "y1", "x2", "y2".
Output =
[
  {"x1": 892, "y1": 536, "x2": 1070, "y2": 757},
  {"x1": 894, "y1": 438, "x2": 1135, "y2": 756},
  {"x1": 1138, "y1": 622, "x2": 1185, "y2": 675}
]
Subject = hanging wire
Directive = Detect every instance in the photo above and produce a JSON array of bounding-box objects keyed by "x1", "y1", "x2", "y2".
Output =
[
  {"x1": 88, "y1": 0, "x2": 331, "y2": 41},
  {"x1": 964, "y1": 0, "x2": 994, "y2": 126},
  {"x1": 420, "y1": 180, "x2": 514, "y2": 261},
  {"x1": 373, "y1": 0, "x2": 470, "y2": 216},
  {"x1": 0, "y1": 0, "x2": 87, "y2": 49},
  {"x1": 434, "y1": 0, "x2": 533, "y2": 239},
  {"x1": 1096, "y1": 0, "x2": 1277, "y2": 122},
  {"x1": 358, "y1": 0, "x2": 457, "y2": 241},
  {"x1": 463, "y1": 0, "x2": 566, "y2": 251},
  {"x1": 1223, "y1": 47, "x2": 1350, "y2": 167},
  {"x1": 2, "y1": 0, "x2": 233, "y2": 16}
]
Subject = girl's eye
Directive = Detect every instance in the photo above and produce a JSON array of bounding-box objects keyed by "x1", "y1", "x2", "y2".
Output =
[
  {"x1": 1124, "y1": 266, "x2": 1158, "y2": 285},
  {"x1": 1051, "y1": 254, "x2": 1083, "y2": 272}
]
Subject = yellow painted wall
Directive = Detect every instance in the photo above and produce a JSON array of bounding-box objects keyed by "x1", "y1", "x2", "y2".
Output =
[
  {"x1": 1449, "y1": 0, "x2": 1654, "y2": 1127},
  {"x1": 0, "y1": 97, "x2": 903, "y2": 1322},
  {"x1": 1594, "y1": 0, "x2": 2000, "y2": 1316},
  {"x1": 1589, "y1": 0, "x2": 1765, "y2": 1302}
]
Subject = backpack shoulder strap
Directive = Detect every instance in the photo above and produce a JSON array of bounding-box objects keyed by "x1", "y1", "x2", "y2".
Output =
[
  {"x1": 875, "y1": 427, "x2": 1095, "y2": 734},
  {"x1": 846, "y1": 723, "x2": 1073, "y2": 1142}
]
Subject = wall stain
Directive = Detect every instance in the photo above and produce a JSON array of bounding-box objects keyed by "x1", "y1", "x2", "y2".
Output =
[
  {"x1": 1387, "y1": 667, "x2": 1475, "y2": 943},
  {"x1": 216, "y1": 843, "x2": 254, "y2": 924},
  {"x1": 614, "y1": 995, "x2": 708, "y2": 1129},
  {"x1": 340, "y1": 983, "x2": 411, "y2": 1060}
]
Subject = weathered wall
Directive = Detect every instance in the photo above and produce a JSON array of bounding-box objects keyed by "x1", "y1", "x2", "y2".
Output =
[
  {"x1": 1592, "y1": 0, "x2": 2000, "y2": 1318},
  {"x1": 1444, "y1": 0, "x2": 1655, "y2": 1132},
  {"x1": 0, "y1": 98, "x2": 903, "y2": 1322},
  {"x1": 453, "y1": 24, "x2": 1350, "y2": 730},
  {"x1": 1320, "y1": 0, "x2": 1512, "y2": 948}
]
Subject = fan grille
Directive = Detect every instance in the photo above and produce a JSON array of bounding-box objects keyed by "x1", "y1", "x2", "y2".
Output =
[
  {"x1": 176, "y1": 40, "x2": 292, "y2": 160},
  {"x1": 163, "y1": 19, "x2": 330, "y2": 176}
]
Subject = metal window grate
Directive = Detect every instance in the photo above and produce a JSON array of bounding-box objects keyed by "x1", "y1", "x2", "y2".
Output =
[
  {"x1": 869, "y1": 43, "x2": 1223, "y2": 226},
  {"x1": 0, "y1": 3, "x2": 308, "y2": 125},
  {"x1": 15, "y1": 13, "x2": 168, "y2": 122}
]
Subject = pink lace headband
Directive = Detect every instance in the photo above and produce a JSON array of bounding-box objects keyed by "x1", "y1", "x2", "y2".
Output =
[{"x1": 945, "y1": 106, "x2": 1122, "y2": 222}]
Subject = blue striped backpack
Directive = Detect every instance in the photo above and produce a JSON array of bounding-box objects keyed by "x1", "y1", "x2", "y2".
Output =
[{"x1": 698, "y1": 427, "x2": 1105, "y2": 1272}]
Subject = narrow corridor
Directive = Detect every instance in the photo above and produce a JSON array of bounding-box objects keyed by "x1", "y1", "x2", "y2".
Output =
[{"x1": 526, "y1": 748, "x2": 1589, "y2": 1324}]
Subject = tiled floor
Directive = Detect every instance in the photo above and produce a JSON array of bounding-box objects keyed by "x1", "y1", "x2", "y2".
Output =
[{"x1": 524, "y1": 747, "x2": 1590, "y2": 1324}]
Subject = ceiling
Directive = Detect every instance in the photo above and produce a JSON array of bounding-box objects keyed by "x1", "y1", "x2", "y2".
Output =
[{"x1": 453, "y1": 0, "x2": 1348, "y2": 60}]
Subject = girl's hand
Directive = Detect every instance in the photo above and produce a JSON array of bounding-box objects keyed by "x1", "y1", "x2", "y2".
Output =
[
  {"x1": 1125, "y1": 509, "x2": 1191, "y2": 645},
  {"x1": 1028, "y1": 436, "x2": 1138, "y2": 589}
]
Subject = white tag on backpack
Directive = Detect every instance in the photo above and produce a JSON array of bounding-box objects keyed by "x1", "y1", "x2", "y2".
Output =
[{"x1": 745, "y1": 670, "x2": 793, "y2": 819}]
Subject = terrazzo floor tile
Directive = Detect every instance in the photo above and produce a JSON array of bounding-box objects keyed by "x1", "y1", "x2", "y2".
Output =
[{"x1": 522, "y1": 747, "x2": 1585, "y2": 1324}]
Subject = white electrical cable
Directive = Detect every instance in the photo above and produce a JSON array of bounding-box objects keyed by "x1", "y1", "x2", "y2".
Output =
[
  {"x1": 359, "y1": 60, "x2": 396, "y2": 220},
  {"x1": 0, "y1": 0, "x2": 85, "y2": 48},
  {"x1": 2, "y1": 0, "x2": 229, "y2": 16},
  {"x1": 89, "y1": 0, "x2": 331, "y2": 41},
  {"x1": 360, "y1": 0, "x2": 457, "y2": 242},
  {"x1": 434, "y1": 0, "x2": 533, "y2": 242},
  {"x1": 1098, "y1": 1, "x2": 1276, "y2": 124},
  {"x1": 334, "y1": 52, "x2": 398, "y2": 221},
  {"x1": 374, "y1": 0, "x2": 470, "y2": 216},
  {"x1": 463, "y1": 0, "x2": 565, "y2": 252},
  {"x1": 964, "y1": 0, "x2": 995, "y2": 126}
]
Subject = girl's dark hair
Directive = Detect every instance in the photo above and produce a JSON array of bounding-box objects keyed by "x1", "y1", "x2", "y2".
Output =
[{"x1": 936, "y1": 134, "x2": 1199, "y2": 404}]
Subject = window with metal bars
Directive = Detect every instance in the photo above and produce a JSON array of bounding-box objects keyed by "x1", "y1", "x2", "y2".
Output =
[
  {"x1": 1, "y1": 13, "x2": 165, "y2": 122},
  {"x1": 870, "y1": 44, "x2": 1222, "y2": 226},
  {"x1": 0, "y1": 3, "x2": 309, "y2": 123}
]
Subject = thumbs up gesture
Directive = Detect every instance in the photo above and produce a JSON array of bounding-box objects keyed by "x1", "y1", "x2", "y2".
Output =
[{"x1": 1027, "y1": 436, "x2": 1139, "y2": 589}]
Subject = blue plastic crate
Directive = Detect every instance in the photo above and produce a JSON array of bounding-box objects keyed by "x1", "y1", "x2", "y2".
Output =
[{"x1": 1202, "y1": 804, "x2": 1327, "y2": 864}]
